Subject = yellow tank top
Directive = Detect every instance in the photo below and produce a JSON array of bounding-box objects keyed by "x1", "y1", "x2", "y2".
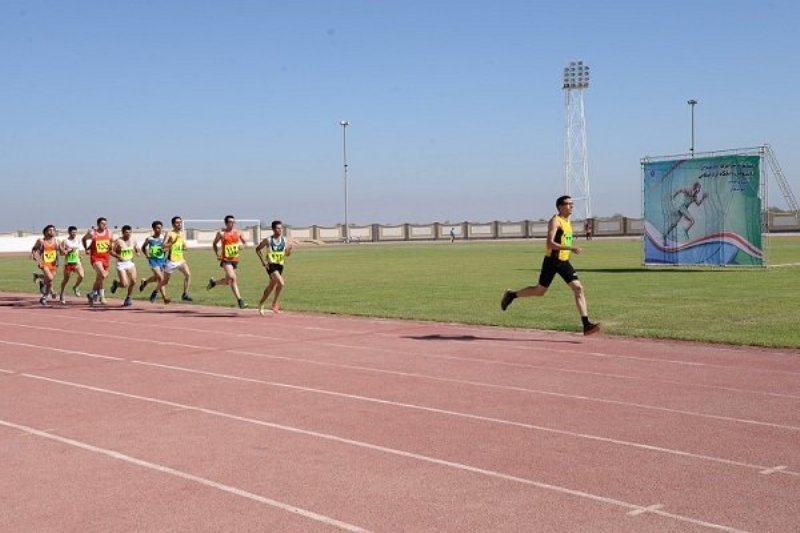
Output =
[
  {"x1": 168, "y1": 230, "x2": 184, "y2": 261},
  {"x1": 546, "y1": 215, "x2": 573, "y2": 261}
]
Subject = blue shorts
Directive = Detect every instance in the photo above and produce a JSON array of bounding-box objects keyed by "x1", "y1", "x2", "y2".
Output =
[{"x1": 148, "y1": 258, "x2": 167, "y2": 270}]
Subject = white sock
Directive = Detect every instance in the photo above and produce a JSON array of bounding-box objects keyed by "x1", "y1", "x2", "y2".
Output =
[{"x1": 99, "y1": 289, "x2": 105, "y2": 298}]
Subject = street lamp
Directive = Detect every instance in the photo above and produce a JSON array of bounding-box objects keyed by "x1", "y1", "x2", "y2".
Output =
[
  {"x1": 339, "y1": 120, "x2": 350, "y2": 242},
  {"x1": 687, "y1": 99, "x2": 698, "y2": 157}
]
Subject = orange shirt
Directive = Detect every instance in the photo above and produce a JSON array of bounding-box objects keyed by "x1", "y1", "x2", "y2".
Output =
[
  {"x1": 41, "y1": 239, "x2": 58, "y2": 271},
  {"x1": 220, "y1": 229, "x2": 242, "y2": 262}
]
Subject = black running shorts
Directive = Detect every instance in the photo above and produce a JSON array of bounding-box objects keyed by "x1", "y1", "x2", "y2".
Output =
[{"x1": 538, "y1": 256, "x2": 579, "y2": 287}]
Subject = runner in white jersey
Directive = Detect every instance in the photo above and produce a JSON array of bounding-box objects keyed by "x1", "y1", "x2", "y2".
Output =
[
  {"x1": 58, "y1": 225, "x2": 85, "y2": 304},
  {"x1": 109, "y1": 225, "x2": 140, "y2": 306}
]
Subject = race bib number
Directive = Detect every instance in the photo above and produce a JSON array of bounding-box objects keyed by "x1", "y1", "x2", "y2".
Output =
[
  {"x1": 67, "y1": 249, "x2": 79, "y2": 263},
  {"x1": 149, "y1": 244, "x2": 165, "y2": 259},
  {"x1": 120, "y1": 248, "x2": 134, "y2": 261},
  {"x1": 95, "y1": 240, "x2": 110, "y2": 253},
  {"x1": 269, "y1": 251, "x2": 285, "y2": 264},
  {"x1": 224, "y1": 244, "x2": 240, "y2": 258},
  {"x1": 43, "y1": 250, "x2": 57, "y2": 263}
]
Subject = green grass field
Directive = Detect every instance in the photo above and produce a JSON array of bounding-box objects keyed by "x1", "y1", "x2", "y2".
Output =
[{"x1": 2, "y1": 236, "x2": 799, "y2": 348}]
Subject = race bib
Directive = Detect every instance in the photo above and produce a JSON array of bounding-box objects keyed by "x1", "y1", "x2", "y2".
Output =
[
  {"x1": 120, "y1": 248, "x2": 134, "y2": 261},
  {"x1": 224, "y1": 243, "x2": 240, "y2": 258},
  {"x1": 66, "y1": 249, "x2": 79, "y2": 263},
  {"x1": 149, "y1": 244, "x2": 165, "y2": 259},
  {"x1": 95, "y1": 240, "x2": 110, "y2": 253},
  {"x1": 43, "y1": 250, "x2": 57, "y2": 263}
]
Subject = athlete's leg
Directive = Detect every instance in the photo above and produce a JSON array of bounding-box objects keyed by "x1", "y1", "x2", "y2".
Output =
[
  {"x1": 74, "y1": 264, "x2": 84, "y2": 291},
  {"x1": 568, "y1": 279, "x2": 588, "y2": 316},
  {"x1": 270, "y1": 272, "x2": 285, "y2": 312},
  {"x1": 179, "y1": 263, "x2": 192, "y2": 297},
  {"x1": 60, "y1": 269, "x2": 71, "y2": 298}
]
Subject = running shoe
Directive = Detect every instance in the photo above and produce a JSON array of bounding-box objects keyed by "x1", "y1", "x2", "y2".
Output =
[
  {"x1": 237, "y1": 299, "x2": 247, "y2": 309},
  {"x1": 110, "y1": 280, "x2": 119, "y2": 294},
  {"x1": 139, "y1": 279, "x2": 147, "y2": 292},
  {"x1": 181, "y1": 293, "x2": 193, "y2": 302},
  {"x1": 272, "y1": 303, "x2": 280, "y2": 315},
  {"x1": 258, "y1": 304, "x2": 266, "y2": 317},
  {"x1": 59, "y1": 296, "x2": 66, "y2": 305},
  {"x1": 123, "y1": 297, "x2": 133, "y2": 307},
  {"x1": 206, "y1": 278, "x2": 216, "y2": 290},
  {"x1": 583, "y1": 322, "x2": 601, "y2": 336},
  {"x1": 500, "y1": 290, "x2": 516, "y2": 311},
  {"x1": 149, "y1": 291, "x2": 158, "y2": 304},
  {"x1": 87, "y1": 292, "x2": 96, "y2": 306},
  {"x1": 73, "y1": 286, "x2": 81, "y2": 297},
  {"x1": 39, "y1": 295, "x2": 49, "y2": 307},
  {"x1": 163, "y1": 296, "x2": 171, "y2": 304}
]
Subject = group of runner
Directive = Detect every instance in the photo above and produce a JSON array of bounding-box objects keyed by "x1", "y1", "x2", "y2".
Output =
[{"x1": 30, "y1": 215, "x2": 292, "y2": 316}]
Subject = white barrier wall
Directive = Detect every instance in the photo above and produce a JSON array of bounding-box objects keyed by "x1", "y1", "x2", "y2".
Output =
[
  {"x1": 317, "y1": 226, "x2": 342, "y2": 241},
  {"x1": 467, "y1": 223, "x2": 495, "y2": 239},
  {"x1": 408, "y1": 224, "x2": 435, "y2": 240},
  {"x1": 379, "y1": 225, "x2": 406, "y2": 241},
  {"x1": 498, "y1": 222, "x2": 526, "y2": 238},
  {"x1": 288, "y1": 227, "x2": 314, "y2": 240},
  {"x1": 348, "y1": 225, "x2": 373, "y2": 241}
]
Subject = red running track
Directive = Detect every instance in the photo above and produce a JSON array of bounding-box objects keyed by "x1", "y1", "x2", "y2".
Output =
[{"x1": 1, "y1": 292, "x2": 799, "y2": 532}]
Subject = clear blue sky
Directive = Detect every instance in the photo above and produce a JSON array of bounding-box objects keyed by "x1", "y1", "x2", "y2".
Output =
[{"x1": 2, "y1": 0, "x2": 798, "y2": 231}]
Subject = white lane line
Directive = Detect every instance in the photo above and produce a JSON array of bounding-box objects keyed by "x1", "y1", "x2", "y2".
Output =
[
  {"x1": 321, "y1": 342, "x2": 800, "y2": 400},
  {"x1": 4, "y1": 332, "x2": 798, "y2": 434},
  {"x1": 14, "y1": 374, "x2": 747, "y2": 532},
  {"x1": 228, "y1": 349, "x2": 800, "y2": 432},
  {"x1": 131, "y1": 360, "x2": 800, "y2": 477},
  {"x1": 11, "y1": 310, "x2": 800, "y2": 390},
  {"x1": 0, "y1": 321, "x2": 212, "y2": 351},
  {"x1": 0, "y1": 340, "x2": 124, "y2": 361},
  {"x1": 6, "y1": 338, "x2": 798, "y2": 478},
  {"x1": 0, "y1": 418, "x2": 370, "y2": 532},
  {"x1": 628, "y1": 504, "x2": 664, "y2": 517},
  {"x1": 0, "y1": 368, "x2": 15, "y2": 374},
  {"x1": 760, "y1": 466, "x2": 787, "y2": 475}
]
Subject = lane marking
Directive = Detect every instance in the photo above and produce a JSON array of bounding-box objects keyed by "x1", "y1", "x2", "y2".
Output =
[
  {"x1": 0, "y1": 418, "x2": 371, "y2": 532},
  {"x1": 131, "y1": 360, "x2": 800, "y2": 477},
  {"x1": 7, "y1": 307, "x2": 799, "y2": 374},
  {"x1": 0, "y1": 321, "x2": 211, "y2": 351},
  {"x1": 12, "y1": 374, "x2": 747, "y2": 532},
  {"x1": 321, "y1": 342, "x2": 800, "y2": 400},
  {"x1": 0, "y1": 368, "x2": 15, "y2": 374},
  {"x1": 0, "y1": 340, "x2": 124, "y2": 361},
  {"x1": 8, "y1": 310, "x2": 800, "y2": 392},
  {"x1": 760, "y1": 466, "x2": 787, "y2": 475},
  {"x1": 228, "y1": 349, "x2": 800, "y2": 432},
  {"x1": 628, "y1": 503, "x2": 664, "y2": 517}
]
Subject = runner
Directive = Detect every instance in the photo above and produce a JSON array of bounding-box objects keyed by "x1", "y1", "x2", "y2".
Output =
[
  {"x1": 81, "y1": 217, "x2": 113, "y2": 306},
  {"x1": 30, "y1": 225, "x2": 59, "y2": 306},
  {"x1": 207, "y1": 215, "x2": 248, "y2": 309},
  {"x1": 109, "y1": 225, "x2": 140, "y2": 306},
  {"x1": 161, "y1": 216, "x2": 193, "y2": 302},
  {"x1": 58, "y1": 225, "x2": 85, "y2": 304},
  {"x1": 255, "y1": 220, "x2": 293, "y2": 316},
  {"x1": 140, "y1": 220, "x2": 170, "y2": 304},
  {"x1": 500, "y1": 195, "x2": 600, "y2": 335}
]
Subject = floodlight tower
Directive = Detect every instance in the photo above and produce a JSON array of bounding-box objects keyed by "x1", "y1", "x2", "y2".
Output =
[
  {"x1": 339, "y1": 120, "x2": 350, "y2": 243},
  {"x1": 562, "y1": 61, "x2": 592, "y2": 220}
]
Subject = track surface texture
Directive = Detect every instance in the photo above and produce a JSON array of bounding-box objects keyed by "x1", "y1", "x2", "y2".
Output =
[{"x1": 1, "y1": 292, "x2": 798, "y2": 532}]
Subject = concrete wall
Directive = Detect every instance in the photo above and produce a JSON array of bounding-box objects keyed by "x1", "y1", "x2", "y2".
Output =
[{"x1": 8, "y1": 216, "x2": 797, "y2": 252}]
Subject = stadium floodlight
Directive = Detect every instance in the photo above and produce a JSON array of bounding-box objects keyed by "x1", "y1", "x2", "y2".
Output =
[
  {"x1": 339, "y1": 120, "x2": 350, "y2": 243},
  {"x1": 562, "y1": 61, "x2": 592, "y2": 220},
  {"x1": 687, "y1": 99, "x2": 698, "y2": 157}
]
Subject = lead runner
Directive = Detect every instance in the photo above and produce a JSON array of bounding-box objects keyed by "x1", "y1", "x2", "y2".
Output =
[{"x1": 500, "y1": 195, "x2": 600, "y2": 336}]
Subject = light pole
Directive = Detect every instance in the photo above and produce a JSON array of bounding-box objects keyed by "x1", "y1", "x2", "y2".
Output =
[
  {"x1": 687, "y1": 99, "x2": 697, "y2": 157},
  {"x1": 339, "y1": 120, "x2": 349, "y2": 242},
  {"x1": 562, "y1": 60, "x2": 592, "y2": 221}
]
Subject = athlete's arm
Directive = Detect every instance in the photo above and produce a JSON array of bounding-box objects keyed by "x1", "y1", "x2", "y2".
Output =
[
  {"x1": 286, "y1": 240, "x2": 293, "y2": 257},
  {"x1": 81, "y1": 229, "x2": 93, "y2": 251},
  {"x1": 239, "y1": 233, "x2": 248, "y2": 249},
  {"x1": 255, "y1": 239, "x2": 268, "y2": 266},
  {"x1": 30, "y1": 239, "x2": 43, "y2": 262},
  {"x1": 109, "y1": 239, "x2": 121, "y2": 260},
  {"x1": 133, "y1": 239, "x2": 141, "y2": 256},
  {"x1": 141, "y1": 238, "x2": 150, "y2": 257},
  {"x1": 212, "y1": 232, "x2": 222, "y2": 260}
]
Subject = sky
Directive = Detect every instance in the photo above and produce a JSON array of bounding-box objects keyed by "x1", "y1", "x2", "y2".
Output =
[{"x1": 1, "y1": 0, "x2": 799, "y2": 232}]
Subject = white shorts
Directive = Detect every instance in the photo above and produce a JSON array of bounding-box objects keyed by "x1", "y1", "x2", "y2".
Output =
[
  {"x1": 116, "y1": 261, "x2": 135, "y2": 272},
  {"x1": 165, "y1": 260, "x2": 185, "y2": 274}
]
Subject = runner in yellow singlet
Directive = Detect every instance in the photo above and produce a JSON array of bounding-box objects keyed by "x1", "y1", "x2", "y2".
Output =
[
  {"x1": 500, "y1": 195, "x2": 600, "y2": 335},
  {"x1": 109, "y1": 225, "x2": 140, "y2": 307},
  {"x1": 161, "y1": 216, "x2": 193, "y2": 302}
]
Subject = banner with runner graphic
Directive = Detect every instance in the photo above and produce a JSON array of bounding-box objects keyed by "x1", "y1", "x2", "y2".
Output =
[{"x1": 642, "y1": 155, "x2": 763, "y2": 266}]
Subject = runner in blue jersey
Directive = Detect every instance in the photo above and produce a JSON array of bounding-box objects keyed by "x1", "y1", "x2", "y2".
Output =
[
  {"x1": 255, "y1": 220, "x2": 293, "y2": 316},
  {"x1": 139, "y1": 220, "x2": 170, "y2": 303}
]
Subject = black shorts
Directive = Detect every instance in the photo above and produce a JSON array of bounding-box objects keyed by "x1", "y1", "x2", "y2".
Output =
[
  {"x1": 220, "y1": 260, "x2": 238, "y2": 270},
  {"x1": 267, "y1": 263, "x2": 284, "y2": 275},
  {"x1": 538, "y1": 256, "x2": 578, "y2": 288}
]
